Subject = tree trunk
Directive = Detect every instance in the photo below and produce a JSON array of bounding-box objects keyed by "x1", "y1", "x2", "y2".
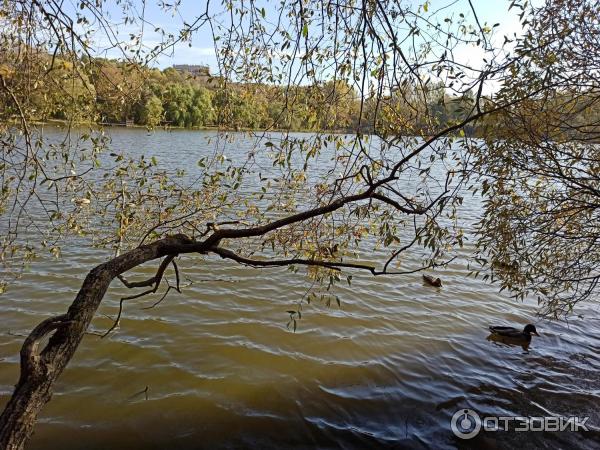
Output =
[
  {"x1": 0, "y1": 268, "x2": 112, "y2": 449},
  {"x1": 0, "y1": 235, "x2": 193, "y2": 449}
]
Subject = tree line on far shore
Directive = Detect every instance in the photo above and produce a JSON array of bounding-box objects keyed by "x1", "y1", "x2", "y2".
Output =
[{"x1": 1, "y1": 53, "x2": 485, "y2": 134}]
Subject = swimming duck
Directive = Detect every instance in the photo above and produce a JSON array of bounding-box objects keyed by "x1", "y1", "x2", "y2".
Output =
[
  {"x1": 422, "y1": 274, "x2": 442, "y2": 287},
  {"x1": 488, "y1": 324, "x2": 539, "y2": 342}
]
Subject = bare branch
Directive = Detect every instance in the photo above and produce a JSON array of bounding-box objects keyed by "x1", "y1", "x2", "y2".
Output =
[{"x1": 211, "y1": 246, "x2": 378, "y2": 274}]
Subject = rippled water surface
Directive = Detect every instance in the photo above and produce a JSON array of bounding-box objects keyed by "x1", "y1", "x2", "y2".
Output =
[{"x1": 1, "y1": 128, "x2": 600, "y2": 449}]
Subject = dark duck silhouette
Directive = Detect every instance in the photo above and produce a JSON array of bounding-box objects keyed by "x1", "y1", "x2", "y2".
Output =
[
  {"x1": 422, "y1": 274, "x2": 442, "y2": 287},
  {"x1": 489, "y1": 323, "x2": 539, "y2": 339},
  {"x1": 487, "y1": 324, "x2": 539, "y2": 351}
]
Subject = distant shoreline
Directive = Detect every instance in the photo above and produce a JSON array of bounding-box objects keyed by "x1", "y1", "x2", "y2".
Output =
[
  {"x1": 4, "y1": 118, "x2": 484, "y2": 138},
  {"x1": 5, "y1": 118, "x2": 357, "y2": 135}
]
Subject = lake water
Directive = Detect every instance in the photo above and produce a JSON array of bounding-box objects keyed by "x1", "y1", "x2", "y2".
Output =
[{"x1": 1, "y1": 128, "x2": 599, "y2": 449}]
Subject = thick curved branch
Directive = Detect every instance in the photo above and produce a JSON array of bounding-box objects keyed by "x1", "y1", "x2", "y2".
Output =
[
  {"x1": 203, "y1": 191, "x2": 374, "y2": 247},
  {"x1": 211, "y1": 246, "x2": 455, "y2": 277},
  {"x1": 371, "y1": 192, "x2": 426, "y2": 214},
  {"x1": 211, "y1": 246, "x2": 378, "y2": 274},
  {"x1": 19, "y1": 314, "x2": 71, "y2": 382}
]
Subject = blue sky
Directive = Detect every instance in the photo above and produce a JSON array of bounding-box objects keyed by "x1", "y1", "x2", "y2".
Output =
[{"x1": 90, "y1": 0, "x2": 537, "y2": 73}]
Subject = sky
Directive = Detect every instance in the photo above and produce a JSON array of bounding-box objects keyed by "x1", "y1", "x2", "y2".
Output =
[{"x1": 89, "y1": 0, "x2": 538, "y2": 74}]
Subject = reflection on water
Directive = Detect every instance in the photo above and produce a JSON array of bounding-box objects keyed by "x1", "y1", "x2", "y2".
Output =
[
  {"x1": 486, "y1": 332, "x2": 531, "y2": 353},
  {"x1": 1, "y1": 128, "x2": 599, "y2": 449}
]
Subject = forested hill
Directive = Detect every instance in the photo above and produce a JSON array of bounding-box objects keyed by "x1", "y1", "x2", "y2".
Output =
[{"x1": 0, "y1": 53, "x2": 486, "y2": 133}]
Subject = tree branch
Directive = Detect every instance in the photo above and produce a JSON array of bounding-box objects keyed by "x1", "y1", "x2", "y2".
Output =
[{"x1": 211, "y1": 246, "x2": 378, "y2": 274}]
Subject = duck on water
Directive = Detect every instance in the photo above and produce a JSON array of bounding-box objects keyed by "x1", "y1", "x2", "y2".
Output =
[
  {"x1": 487, "y1": 324, "x2": 540, "y2": 351},
  {"x1": 422, "y1": 274, "x2": 442, "y2": 287}
]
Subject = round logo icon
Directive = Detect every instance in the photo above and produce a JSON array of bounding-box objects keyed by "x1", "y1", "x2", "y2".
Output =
[{"x1": 451, "y1": 409, "x2": 481, "y2": 439}]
